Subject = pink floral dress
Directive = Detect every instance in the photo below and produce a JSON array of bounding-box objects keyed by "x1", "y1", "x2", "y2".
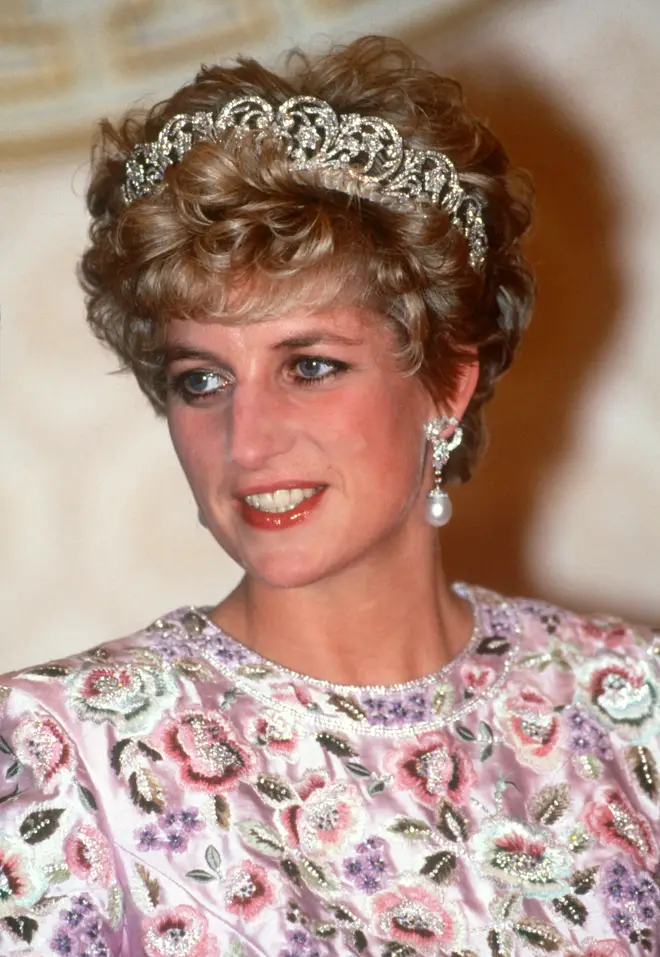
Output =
[{"x1": 1, "y1": 585, "x2": 659, "y2": 957}]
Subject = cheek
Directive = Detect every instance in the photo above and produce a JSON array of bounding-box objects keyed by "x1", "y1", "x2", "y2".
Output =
[{"x1": 167, "y1": 407, "x2": 219, "y2": 486}]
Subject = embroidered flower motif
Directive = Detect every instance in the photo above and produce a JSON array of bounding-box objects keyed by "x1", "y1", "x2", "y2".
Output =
[
  {"x1": 143, "y1": 905, "x2": 218, "y2": 957},
  {"x1": 372, "y1": 878, "x2": 465, "y2": 955},
  {"x1": 12, "y1": 713, "x2": 76, "y2": 793},
  {"x1": 584, "y1": 788, "x2": 659, "y2": 869},
  {"x1": 279, "y1": 771, "x2": 365, "y2": 858},
  {"x1": 160, "y1": 709, "x2": 255, "y2": 794},
  {"x1": 385, "y1": 730, "x2": 476, "y2": 807},
  {"x1": 224, "y1": 860, "x2": 276, "y2": 921},
  {"x1": 344, "y1": 836, "x2": 390, "y2": 894},
  {"x1": 472, "y1": 818, "x2": 573, "y2": 898},
  {"x1": 601, "y1": 858, "x2": 660, "y2": 945},
  {"x1": 0, "y1": 838, "x2": 47, "y2": 918},
  {"x1": 580, "y1": 619, "x2": 639, "y2": 652},
  {"x1": 64, "y1": 823, "x2": 115, "y2": 887},
  {"x1": 494, "y1": 684, "x2": 563, "y2": 771},
  {"x1": 279, "y1": 927, "x2": 321, "y2": 957},
  {"x1": 253, "y1": 711, "x2": 299, "y2": 762},
  {"x1": 460, "y1": 663, "x2": 496, "y2": 698},
  {"x1": 576, "y1": 653, "x2": 660, "y2": 741},
  {"x1": 67, "y1": 658, "x2": 178, "y2": 734},
  {"x1": 50, "y1": 893, "x2": 113, "y2": 956}
]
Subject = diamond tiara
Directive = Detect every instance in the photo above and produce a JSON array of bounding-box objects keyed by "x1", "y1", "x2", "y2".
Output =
[{"x1": 121, "y1": 94, "x2": 487, "y2": 270}]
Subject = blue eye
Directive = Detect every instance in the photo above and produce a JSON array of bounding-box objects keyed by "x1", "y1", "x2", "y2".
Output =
[
  {"x1": 171, "y1": 369, "x2": 230, "y2": 402},
  {"x1": 295, "y1": 357, "x2": 343, "y2": 381}
]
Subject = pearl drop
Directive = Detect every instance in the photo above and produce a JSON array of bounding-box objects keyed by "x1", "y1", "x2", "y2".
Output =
[{"x1": 426, "y1": 489, "x2": 452, "y2": 526}]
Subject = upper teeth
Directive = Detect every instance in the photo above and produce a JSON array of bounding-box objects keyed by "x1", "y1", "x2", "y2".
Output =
[{"x1": 244, "y1": 487, "x2": 321, "y2": 513}]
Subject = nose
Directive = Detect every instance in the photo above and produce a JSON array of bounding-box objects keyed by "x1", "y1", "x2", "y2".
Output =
[{"x1": 226, "y1": 381, "x2": 296, "y2": 471}]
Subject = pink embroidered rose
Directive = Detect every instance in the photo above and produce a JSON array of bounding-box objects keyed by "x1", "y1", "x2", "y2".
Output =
[
  {"x1": 584, "y1": 788, "x2": 659, "y2": 870},
  {"x1": 224, "y1": 860, "x2": 276, "y2": 921},
  {"x1": 160, "y1": 709, "x2": 254, "y2": 794},
  {"x1": 279, "y1": 771, "x2": 365, "y2": 858},
  {"x1": 472, "y1": 818, "x2": 572, "y2": 898},
  {"x1": 67, "y1": 659, "x2": 178, "y2": 734},
  {"x1": 372, "y1": 879, "x2": 465, "y2": 955},
  {"x1": 253, "y1": 711, "x2": 299, "y2": 762},
  {"x1": 494, "y1": 684, "x2": 563, "y2": 771},
  {"x1": 64, "y1": 823, "x2": 115, "y2": 887},
  {"x1": 0, "y1": 838, "x2": 48, "y2": 918},
  {"x1": 385, "y1": 730, "x2": 476, "y2": 807},
  {"x1": 566, "y1": 941, "x2": 627, "y2": 957},
  {"x1": 143, "y1": 905, "x2": 218, "y2": 957},
  {"x1": 581, "y1": 620, "x2": 637, "y2": 652},
  {"x1": 576, "y1": 653, "x2": 660, "y2": 739},
  {"x1": 460, "y1": 663, "x2": 496, "y2": 698},
  {"x1": 12, "y1": 713, "x2": 75, "y2": 793}
]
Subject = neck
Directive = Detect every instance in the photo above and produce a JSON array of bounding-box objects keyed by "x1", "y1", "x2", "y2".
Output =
[{"x1": 211, "y1": 532, "x2": 474, "y2": 687}]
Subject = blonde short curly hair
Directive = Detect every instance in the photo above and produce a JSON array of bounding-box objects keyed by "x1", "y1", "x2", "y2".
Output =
[{"x1": 79, "y1": 35, "x2": 534, "y2": 483}]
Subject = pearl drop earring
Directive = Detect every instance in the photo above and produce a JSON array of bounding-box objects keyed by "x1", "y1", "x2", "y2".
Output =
[{"x1": 423, "y1": 416, "x2": 463, "y2": 526}]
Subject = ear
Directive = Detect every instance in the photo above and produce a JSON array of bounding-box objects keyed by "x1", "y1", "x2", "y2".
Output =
[{"x1": 425, "y1": 357, "x2": 480, "y2": 423}]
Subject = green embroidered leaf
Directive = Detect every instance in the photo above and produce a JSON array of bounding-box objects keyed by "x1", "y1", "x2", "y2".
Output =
[
  {"x1": 108, "y1": 883, "x2": 123, "y2": 931},
  {"x1": 627, "y1": 745, "x2": 659, "y2": 801},
  {"x1": 281, "y1": 858, "x2": 301, "y2": 886},
  {"x1": 227, "y1": 939, "x2": 248, "y2": 957},
  {"x1": 345, "y1": 761, "x2": 371, "y2": 778},
  {"x1": 551, "y1": 894, "x2": 587, "y2": 926},
  {"x1": 3, "y1": 916, "x2": 38, "y2": 943},
  {"x1": 31, "y1": 895, "x2": 65, "y2": 916},
  {"x1": 367, "y1": 778, "x2": 386, "y2": 796},
  {"x1": 186, "y1": 869, "x2": 216, "y2": 883},
  {"x1": 77, "y1": 783, "x2": 98, "y2": 812},
  {"x1": 420, "y1": 851, "x2": 457, "y2": 884},
  {"x1": 431, "y1": 685, "x2": 452, "y2": 715},
  {"x1": 513, "y1": 917, "x2": 563, "y2": 951},
  {"x1": 312, "y1": 922, "x2": 337, "y2": 940},
  {"x1": 329, "y1": 904, "x2": 359, "y2": 926},
  {"x1": 47, "y1": 864, "x2": 72, "y2": 885},
  {"x1": 0, "y1": 736, "x2": 13, "y2": 755},
  {"x1": 351, "y1": 930, "x2": 368, "y2": 953},
  {"x1": 5, "y1": 760, "x2": 21, "y2": 779},
  {"x1": 134, "y1": 863, "x2": 160, "y2": 909},
  {"x1": 387, "y1": 816, "x2": 432, "y2": 840},
  {"x1": 479, "y1": 722, "x2": 495, "y2": 761},
  {"x1": 24, "y1": 664, "x2": 71, "y2": 678},
  {"x1": 327, "y1": 693, "x2": 367, "y2": 722},
  {"x1": 454, "y1": 724, "x2": 476, "y2": 742},
  {"x1": 451, "y1": 951, "x2": 480, "y2": 957},
  {"x1": 315, "y1": 731, "x2": 358, "y2": 758},
  {"x1": 205, "y1": 845, "x2": 222, "y2": 873},
  {"x1": 488, "y1": 894, "x2": 521, "y2": 923},
  {"x1": 236, "y1": 664, "x2": 273, "y2": 680},
  {"x1": 181, "y1": 610, "x2": 207, "y2": 635},
  {"x1": 572, "y1": 752, "x2": 602, "y2": 780},
  {"x1": 567, "y1": 824, "x2": 591, "y2": 853},
  {"x1": 487, "y1": 928, "x2": 513, "y2": 957},
  {"x1": 529, "y1": 783, "x2": 571, "y2": 826},
  {"x1": 383, "y1": 944, "x2": 416, "y2": 957},
  {"x1": 136, "y1": 741, "x2": 162, "y2": 762},
  {"x1": 571, "y1": 866, "x2": 598, "y2": 895},
  {"x1": 129, "y1": 768, "x2": 164, "y2": 814},
  {"x1": 299, "y1": 857, "x2": 336, "y2": 892},
  {"x1": 237, "y1": 820, "x2": 284, "y2": 857},
  {"x1": 255, "y1": 774, "x2": 296, "y2": 805},
  {"x1": 214, "y1": 794, "x2": 231, "y2": 830},
  {"x1": 0, "y1": 784, "x2": 19, "y2": 806},
  {"x1": 436, "y1": 799, "x2": 468, "y2": 842},
  {"x1": 110, "y1": 739, "x2": 132, "y2": 776},
  {"x1": 477, "y1": 635, "x2": 510, "y2": 656},
  {"x1": 19, "y1": 807, "x2": 65, "y2": 844}
]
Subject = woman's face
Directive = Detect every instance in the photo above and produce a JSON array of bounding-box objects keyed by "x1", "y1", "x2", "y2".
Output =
[{"x1": 165, "y1": 303, "x2": 440, "y2": 589}]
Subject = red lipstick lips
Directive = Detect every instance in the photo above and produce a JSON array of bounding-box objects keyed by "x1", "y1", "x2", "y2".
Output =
[{"x1": 238, "y1": 487, "x2": 326, "y2": 531}]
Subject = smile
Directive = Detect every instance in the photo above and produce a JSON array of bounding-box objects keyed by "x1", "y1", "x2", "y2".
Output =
[
  {"x1": 237, "y1": 485, "x2": 327, "y2": 531},
  {"x1": 243, "y1": 487, "x2": 323, "y2": 513}
]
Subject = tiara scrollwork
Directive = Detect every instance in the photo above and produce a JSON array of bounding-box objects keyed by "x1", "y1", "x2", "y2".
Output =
[{"x1": 121, "y1": 94, "x2": 487, "y2": 269}]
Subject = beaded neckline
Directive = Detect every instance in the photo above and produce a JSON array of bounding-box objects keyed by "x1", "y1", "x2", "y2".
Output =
[{"x1": 150, "y1": 584, "x2": 521, "y2": 738}]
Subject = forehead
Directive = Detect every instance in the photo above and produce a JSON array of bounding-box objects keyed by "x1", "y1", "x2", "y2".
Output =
[{"x1": 165, "y1": 303, "x2": 391, "y2": 352}]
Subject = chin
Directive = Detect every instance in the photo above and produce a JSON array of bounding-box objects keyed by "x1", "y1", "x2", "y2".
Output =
[{"x1": 242, "y1": 551, "x2": 337, "y2": 590}]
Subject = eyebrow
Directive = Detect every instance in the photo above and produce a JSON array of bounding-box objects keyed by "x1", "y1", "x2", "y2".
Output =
[
  {"x1": 273, "y1": 332, "x2": 364, "y2": 350},
  {"x1": 164, "y1": 331, "x2": 364, "y2": 365}
]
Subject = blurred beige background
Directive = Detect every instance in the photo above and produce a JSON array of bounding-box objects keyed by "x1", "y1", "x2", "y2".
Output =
[{"x1": 1, "y1": 0, "x2": 660, "y2": 672}]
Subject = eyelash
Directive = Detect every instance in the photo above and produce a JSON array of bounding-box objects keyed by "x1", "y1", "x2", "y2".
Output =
[{"x1": 168, "y1": 356, "x2": 349, "y2": 404}]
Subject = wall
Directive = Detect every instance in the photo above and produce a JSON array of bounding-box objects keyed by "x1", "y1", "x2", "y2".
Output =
[{"x1": 1, "y1": 0, "x2": 659, "y2": 672}]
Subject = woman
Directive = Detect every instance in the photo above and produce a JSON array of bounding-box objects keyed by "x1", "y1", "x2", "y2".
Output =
[{"x1": 0, "y1": 35, "x2": 656, "y2": 957}]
